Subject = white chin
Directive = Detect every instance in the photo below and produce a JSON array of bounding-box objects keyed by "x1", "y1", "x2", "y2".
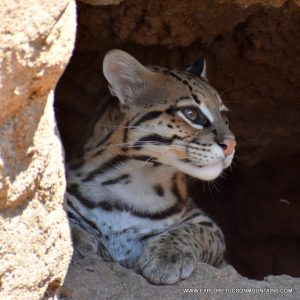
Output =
[
  {"x1": 195, "y1": 161, "x2": 223, "y2": 181},
  {"x1": 224, "y1": 152, "x2": 234, "y2": 169}
]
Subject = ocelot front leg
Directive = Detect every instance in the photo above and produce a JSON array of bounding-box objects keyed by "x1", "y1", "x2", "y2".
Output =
[{"x1": 137, "y1": 209, "x2": 225, "y2": 284}]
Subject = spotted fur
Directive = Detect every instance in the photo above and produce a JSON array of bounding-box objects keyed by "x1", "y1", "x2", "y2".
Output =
[{"x1": 67, "y1": 50, "x2": 236, "y2": 284}]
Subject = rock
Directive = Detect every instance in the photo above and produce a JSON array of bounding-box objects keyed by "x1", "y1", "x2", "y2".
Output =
[
  {"x1": 79, "y1": 0, "x2": 123, "y2": 5},
  {"x1": 0, "y1": 0, "x2": 76, "y2": 299},
  {"x1": 62, "y1": 255, "x2": 300, "y2": 300}
]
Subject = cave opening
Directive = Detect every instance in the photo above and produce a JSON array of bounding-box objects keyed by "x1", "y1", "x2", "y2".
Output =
[{"x1": 55, "y1": 0, "x2": 300, "y2": 280}]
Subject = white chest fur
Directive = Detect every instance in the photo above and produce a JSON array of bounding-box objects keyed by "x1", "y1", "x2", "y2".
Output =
[{"x1": 68, "y1": 159, "x2": 187, "y2": 265}]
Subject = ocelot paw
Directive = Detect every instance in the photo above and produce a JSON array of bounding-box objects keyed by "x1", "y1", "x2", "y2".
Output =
[
  {"x1": 137, "y1": 238, "x2": 197, "y2": 284},
  {"x1": 71, "y1": 226, "x2": 98, "y2": 258}
]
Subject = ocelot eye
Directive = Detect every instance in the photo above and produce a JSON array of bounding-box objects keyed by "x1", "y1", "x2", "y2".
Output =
[
  {"x1": 181, "y1": 107, "x2": 210, "y2": 127},
  {"x1": 182, "y1": 107, "x2": 198, "y2": 121}
]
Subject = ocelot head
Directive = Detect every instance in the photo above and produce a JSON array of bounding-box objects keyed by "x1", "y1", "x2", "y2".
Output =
[{"x1": 103, "y1": 50, "x2": 236, "y2": 181}]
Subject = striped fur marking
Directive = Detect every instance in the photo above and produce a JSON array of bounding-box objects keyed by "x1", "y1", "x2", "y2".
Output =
[
  {"x1": 83, "y1": 155, "x2": 128, "y2": 182},
  {"x1": 132, "y1": 111, "x2": 163, "y2": 127},
  {"x1": 102, "y1": 174, "x2": 130, "y2": 185},
  {"x1": 133, "y1": 134, "x2": 173, "y2": 150}
]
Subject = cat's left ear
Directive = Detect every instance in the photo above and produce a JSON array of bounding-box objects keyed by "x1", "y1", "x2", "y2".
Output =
[{"x1": 186, "y1": 58, "x2": 207, "y2": 80}]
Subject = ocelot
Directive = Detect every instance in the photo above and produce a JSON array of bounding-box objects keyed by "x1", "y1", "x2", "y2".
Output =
[{"x1": 66, "y1": 49, "x2": 236, "y2": 284}]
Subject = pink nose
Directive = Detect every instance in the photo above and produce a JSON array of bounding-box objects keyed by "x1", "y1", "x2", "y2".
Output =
[{"x1": 219, "y1": 139, "x2": 236, "y2": 156}]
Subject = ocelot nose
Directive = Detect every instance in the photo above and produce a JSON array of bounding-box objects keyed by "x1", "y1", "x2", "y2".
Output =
[{"x1": 218, "y1": 139, "x2": 236, "y2": 157}]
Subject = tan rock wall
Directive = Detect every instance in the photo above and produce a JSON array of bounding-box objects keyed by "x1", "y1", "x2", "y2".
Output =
[{"x1": 0, "y1": 1, "x2": 76, "y2": 299}]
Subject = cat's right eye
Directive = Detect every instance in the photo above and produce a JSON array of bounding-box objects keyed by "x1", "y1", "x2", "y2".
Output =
[
  {"x1": 181, "y1": 107, "x2": 210, "y2": 127},
  {"x1": 182, "y1": 107, "x2": 198, "y2": 122}
]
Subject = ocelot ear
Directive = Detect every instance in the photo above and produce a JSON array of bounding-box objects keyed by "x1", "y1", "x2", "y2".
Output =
[
  {"x1": 186, "y1": 58, "x2": 207, "y2": 80},
  {"x1": 103, "y1": 49, "x2": 153, "y2": 105}
]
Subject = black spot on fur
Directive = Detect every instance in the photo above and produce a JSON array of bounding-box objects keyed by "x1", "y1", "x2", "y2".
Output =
[
  {"x1": 165, "y1": 108, "x2": 176, "y2": 116},
  {"x1": 153, "y1": 184, "x2": 164, "y2": 197},
  {"x1": 170, "y1": 254, "x2": 180, "y2": 263}
]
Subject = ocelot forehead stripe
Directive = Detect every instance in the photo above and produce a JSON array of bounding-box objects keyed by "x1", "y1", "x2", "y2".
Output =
[
  {"x1": 191, "y1": 94, "x2": 200, "y2": 104},
  {"x1": 176, "y1": 96, "x2": 191, "y2": 103},
  {"x1": 162, "y1": 69, "x2": 182, "y2": 81},
  {"x1": 162, "y1": 69, "x2": 195, "y2": 92}
]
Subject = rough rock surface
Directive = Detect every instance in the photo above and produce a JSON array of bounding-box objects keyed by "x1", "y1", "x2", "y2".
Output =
[
  {"x1": 79, "y1": 0, "x2": 123, "y2": 5},
  {"x1": 0, "y1": 1, "x2": 76, "y2": 299},
  {"x1": 62, "y1": 254, "x2": 300, "y2": 300}
]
